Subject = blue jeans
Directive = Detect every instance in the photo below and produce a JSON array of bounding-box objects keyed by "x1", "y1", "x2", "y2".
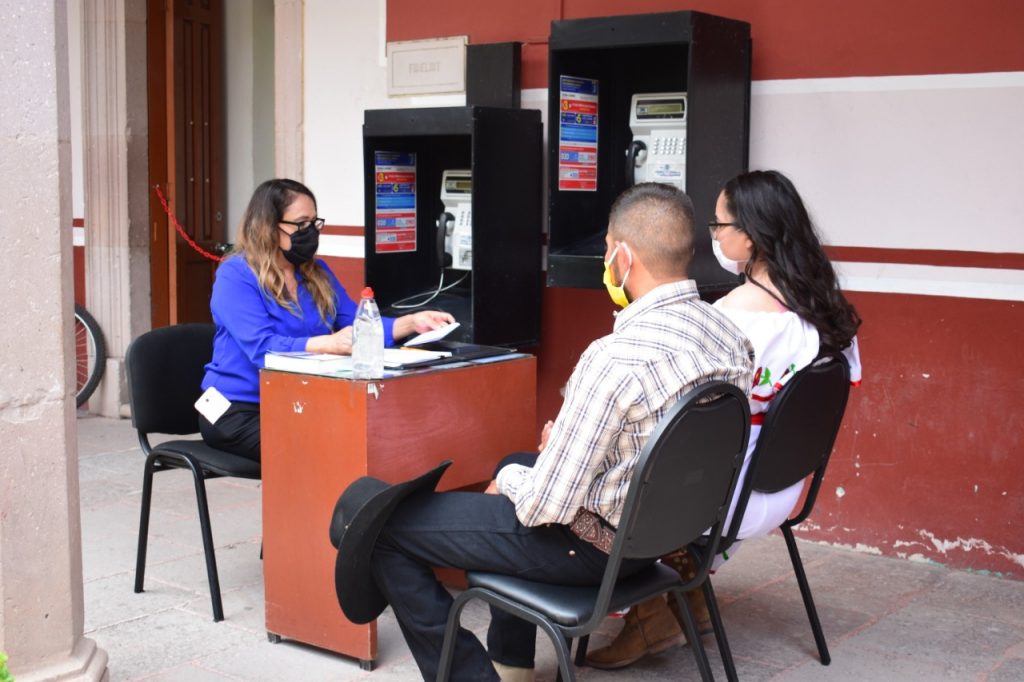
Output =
[{"x1": 372, "y1": 485, "x2": 652, "y2": 681}]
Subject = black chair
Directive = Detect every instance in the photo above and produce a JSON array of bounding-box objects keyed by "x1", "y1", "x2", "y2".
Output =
[
  {"x1": 704, "y1": 352, "x2": 852, "y2": 680},
  {"x1": 436, "y1": 382, "x2": 751, "y2": 682},
  {"x1": 125, "y1": 324, "x2": 261, "y2": 622}
]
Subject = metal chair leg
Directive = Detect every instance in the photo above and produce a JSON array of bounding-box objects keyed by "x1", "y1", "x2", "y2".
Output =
[
  {"x1": 574, "y1": 633, "x2": 590, "y2": 666},
  {"x1": 134, "y1": 455, "x2": 157, "y2": 593},
  {"x1": 782, "y1": 525, "x2": 831, "y2": 665},
  {"x1": 540, "y1": 620, "x2": 575, "y2": 682},
  {"x1": 671, "y1": 587, "x2": 715, "y2": 682},
  {"x1": 185, "y1": 461, "x2": 224, "y2": 622},
  {"x1": 704, "y1": 578, "x2": 737, "y2": 682},
  {"x1": 437, "y1": 590, "x2": 475, "y2": 682}
]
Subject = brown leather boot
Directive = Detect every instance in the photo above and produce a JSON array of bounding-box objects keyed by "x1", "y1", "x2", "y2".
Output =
[
  {"x1": 667, "y1": 589, "x2": 713, "y2": 639},
  {"x1": 662, "y1": 549, "x2": 713, "y2": 639},
  {"x1": 584, "y1": 596, "x2": 683, "y2": 669}
]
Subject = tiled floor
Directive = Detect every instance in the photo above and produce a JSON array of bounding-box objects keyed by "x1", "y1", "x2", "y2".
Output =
[{"x1": 77, "y1": 414, "x2": 1024, "y2": 681}]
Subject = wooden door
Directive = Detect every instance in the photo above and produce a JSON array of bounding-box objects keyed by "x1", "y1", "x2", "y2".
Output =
[{"x1": 148, "y1": 0, "x2": 225, "y2": 326}]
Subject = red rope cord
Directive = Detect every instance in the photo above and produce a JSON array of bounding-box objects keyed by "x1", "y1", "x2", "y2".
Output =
[{"x1": 153, "y1": 185, "x2": 225, "y2": 262}]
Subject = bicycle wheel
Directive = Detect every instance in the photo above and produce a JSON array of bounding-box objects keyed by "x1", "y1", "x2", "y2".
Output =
[{"x1": 74, "y1": 303, "x2": 107, "y2": 407}]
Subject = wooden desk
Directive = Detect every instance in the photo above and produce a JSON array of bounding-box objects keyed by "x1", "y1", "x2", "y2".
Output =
[{"x1": 260, "y1": 357, "x2": 536, "y2": 667}]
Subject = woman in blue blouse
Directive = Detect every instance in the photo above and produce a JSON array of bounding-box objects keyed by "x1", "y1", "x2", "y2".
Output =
[{"x1": 199, "y1": 178, "x2": 454, "y2": 461}]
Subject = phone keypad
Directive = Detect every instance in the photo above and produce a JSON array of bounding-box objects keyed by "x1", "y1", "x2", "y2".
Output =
[{"x1": 651, "y1": 136, "x2": 686, "y2": 156}]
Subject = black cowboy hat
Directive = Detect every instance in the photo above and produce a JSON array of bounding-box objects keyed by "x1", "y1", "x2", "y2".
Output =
[{"x1": 329, "y1": 460, "x2": 452, "y2": 624}]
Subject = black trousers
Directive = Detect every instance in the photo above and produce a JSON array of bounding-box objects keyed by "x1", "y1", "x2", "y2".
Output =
[
  {"x1": 198, "y1": 400, "x2": 261, "y2": 462},
  {"x1": 371, "y1": 453, "x2": 653, "y2": 681}
]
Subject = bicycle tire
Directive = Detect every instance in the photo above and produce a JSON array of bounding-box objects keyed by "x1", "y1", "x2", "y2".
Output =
[{"x1": 74, "y1": 303, "x2": 107, "y2": 407}]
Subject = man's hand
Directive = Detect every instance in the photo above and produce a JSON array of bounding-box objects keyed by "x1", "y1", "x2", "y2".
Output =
[
  {"x1": 484, "y1": 480, "x2": 499, "y2": 495},
  {"x1": 538, "y1": 420, "x2": 554, "y2": 451}
]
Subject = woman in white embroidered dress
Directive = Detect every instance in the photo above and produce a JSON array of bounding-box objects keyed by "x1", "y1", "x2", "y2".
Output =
[{"x1": 587, "y1": 170, "x2": 863, "y2": 669}]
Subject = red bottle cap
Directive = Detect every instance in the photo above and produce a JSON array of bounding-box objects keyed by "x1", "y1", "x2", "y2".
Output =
[{"x1": 361, "y1": 287, "x2": 374, "y2": 298}]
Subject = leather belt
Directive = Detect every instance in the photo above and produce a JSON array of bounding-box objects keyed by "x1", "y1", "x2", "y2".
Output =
[{"x1": 568, "y1": 508, "x2": 616, "y2": 554}]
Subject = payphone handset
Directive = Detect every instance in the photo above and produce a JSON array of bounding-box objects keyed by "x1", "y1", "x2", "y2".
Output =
[
  {"x1": 625, "y1": 92, "x2": 688, "y2": 191},
  {"x1": 436, "y1": 169, "x2": 473, "y2": 271}
]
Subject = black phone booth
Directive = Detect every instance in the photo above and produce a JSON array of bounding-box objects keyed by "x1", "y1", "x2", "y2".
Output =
[
  {"x1": 546, "y1": 11, "x2": 752, "y2": 299},
  {"x1": 362, "y1": 106, "x2": 543, "y2": 347}
]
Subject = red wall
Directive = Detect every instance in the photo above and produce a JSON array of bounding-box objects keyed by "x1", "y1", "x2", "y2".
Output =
[
  {"x1": 821, "y1": 292, "x2": 1023, "y2": 575},
  {"x1": 388, "y1": 0, "x2": 1024, "y2": 85},
  {"x1": 379, "y1": 0, "x2": 1024, "y2": 577}
]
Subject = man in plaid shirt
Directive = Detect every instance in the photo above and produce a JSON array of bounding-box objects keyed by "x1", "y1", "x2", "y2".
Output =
[{"x1": 371, "y1": 183, "x2": 754, "y2": 681}]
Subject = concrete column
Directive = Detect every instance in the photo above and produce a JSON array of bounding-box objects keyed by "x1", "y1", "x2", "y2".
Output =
[
  {"x1": 0, "y1": 1, "x2": 109, "y2": 680},
  {"x1": 275, "y1": 0, "x2": 304, "y2": 180},
  {"x1": 81, "y1": 0, "x2": 151, "y2": 418}
]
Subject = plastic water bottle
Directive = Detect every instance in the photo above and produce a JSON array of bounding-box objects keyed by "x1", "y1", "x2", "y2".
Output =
[{"x1": 352, "y1": 287, "x2": 385, "y2": 380}]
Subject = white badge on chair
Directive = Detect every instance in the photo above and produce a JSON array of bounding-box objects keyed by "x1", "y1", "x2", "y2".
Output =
[{"x1": 195, "y1": 386, "x2": 231, "y2": 425}]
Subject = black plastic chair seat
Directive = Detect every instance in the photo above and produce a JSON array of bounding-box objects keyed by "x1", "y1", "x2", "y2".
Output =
[
  {"x1": 467, "y1": 562, "x2": 681, "y2": 627},
  {"x1": 152, "y1": 439, "x2": 261, "y2": 479}
]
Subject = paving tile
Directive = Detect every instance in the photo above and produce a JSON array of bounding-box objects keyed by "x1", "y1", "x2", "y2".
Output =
[
  {"x1": 710, "y1": 588, "x2": 870, "y2": 669},
  {"x1": 134, "y1": 661, "x2": 245, "y2": 681},
  {"x1": 179, "y1": 577, "x2": 268, "y2": 635},
  {"x1": 753, "y1": 542, "x2": 948, "y2": 618},
  {"x1": 146, "y1": 539, "x2": 264, "y2": 598},
  {"x1": 989, "y1": 657, "x2": 1024, "y2": 682},
  {"x1": 84, "y1": 571, "x2": 197, "y2": 633},
  {"x1": 199, "y1": 638, "x2": 375, "y2": 682},
  {"x1": 916, "y1": 567, "x2": 1024, "y2": 626},
  {"x1": 823, "y1": 602, "x2": 1024, "y2": 680},
  {"x1": 90, "y1": 608, "x2": 257, "y2": 681},
  {"x1": 79, "y1": 475, "x2": 140, "y2": 511},
  {"x1": 76, "y1": 414, "x2": 144, "y2": 455},
  {"x1": 81, "y1": 498, "x2": 200, "y2": 582}
]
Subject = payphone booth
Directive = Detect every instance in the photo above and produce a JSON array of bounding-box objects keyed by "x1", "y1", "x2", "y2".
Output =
[
  {"x1": 362, "y1": 106, "x2": 543, "y2": 347},
  {"x1": 546, "y1": 11, "x2": 751, "y2": 299}
]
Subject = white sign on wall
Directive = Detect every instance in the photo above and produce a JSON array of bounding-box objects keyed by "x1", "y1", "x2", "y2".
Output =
[{"x1": 386, "y1": 36, "x2": 467, "y2": 96}]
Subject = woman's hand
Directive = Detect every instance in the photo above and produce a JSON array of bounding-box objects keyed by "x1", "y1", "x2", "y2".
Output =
[
  {"x1": 393, "y1": 310, "x2": 456, "y2": 340},
  {"x1": 306, "y1": 326, "x2": 353, "y2": 355}
]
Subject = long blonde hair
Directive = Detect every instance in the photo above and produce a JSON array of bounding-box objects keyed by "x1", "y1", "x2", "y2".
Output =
[{"x1": 231, "y1": 179, "x2": 337, "y2": 322}]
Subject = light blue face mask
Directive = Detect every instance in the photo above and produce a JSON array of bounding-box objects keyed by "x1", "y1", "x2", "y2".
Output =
[{"x1": 712, "y1": 239, "x2": 744, "y2": 275}]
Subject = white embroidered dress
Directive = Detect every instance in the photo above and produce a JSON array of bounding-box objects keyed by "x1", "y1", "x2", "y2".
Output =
[{"x1": 714, "y1": 303, "x2": 863, "y2": 539}]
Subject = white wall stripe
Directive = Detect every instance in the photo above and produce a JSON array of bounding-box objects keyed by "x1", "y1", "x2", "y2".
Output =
[
  {"x1": 317, "y1": 234, "x2": 365, "y2": 259},
  {"x1": 835, "y1": 261, "x2": 1024, "y2": 302},
  {"x1": 313, "y1": 237, "x2": 1024, "y2": 301},
  {"x1": 752, "y1": 71, "x2": 1024, "y2": 95},
  {"x1": 73, "y1": 226, "x2": 85, "y2": 247}
]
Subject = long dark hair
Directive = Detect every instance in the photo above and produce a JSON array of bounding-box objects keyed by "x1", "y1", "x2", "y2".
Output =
[
  {"x1": 234, "y1": 178, "x2": 336, "y2": 322},
  {"x1": 723, "y1": 170, "x2": 861, "y2": 352}
]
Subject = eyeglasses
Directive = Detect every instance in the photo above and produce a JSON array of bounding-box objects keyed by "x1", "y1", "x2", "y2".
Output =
[
  {"x1": 279, "y1": 217, "x2": 326, "y2": 234},
  {"x1": 708, "y1": 221, "x2": 741, "y2": 239}
]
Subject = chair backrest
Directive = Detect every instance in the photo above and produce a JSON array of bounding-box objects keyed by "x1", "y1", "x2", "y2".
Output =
[
  {"x1": 125, "y1": 323, "x2": 216, "y2": 436},
  {"x1": 723, "y1": 352, "x2": 851, "y2": 547},
  {"x1": 615, "y1": 381, "x2": 751, "y2": 562}
]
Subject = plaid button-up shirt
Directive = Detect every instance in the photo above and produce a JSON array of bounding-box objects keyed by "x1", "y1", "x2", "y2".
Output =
[{"x1": 496, "y1": 279, "x2": 754, "y2": 529}]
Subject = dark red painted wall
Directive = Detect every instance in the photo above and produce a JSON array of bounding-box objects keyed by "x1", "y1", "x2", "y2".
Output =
[
  {"x1": 815, "y1": 292, "x2": 1023, "y2": 575},
  {"x1": 388, "y1": 0, "x2": 1024, "y2": 85}
]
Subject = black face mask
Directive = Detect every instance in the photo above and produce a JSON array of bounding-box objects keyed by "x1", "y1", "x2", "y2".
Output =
[{"x1": 282, "y1": 225, "x2": 320, "y2": 266}]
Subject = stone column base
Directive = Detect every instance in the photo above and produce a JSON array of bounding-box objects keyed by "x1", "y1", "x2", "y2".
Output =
[{"x1": 14, "y1": 637, "x2": 109, "y2": 682}]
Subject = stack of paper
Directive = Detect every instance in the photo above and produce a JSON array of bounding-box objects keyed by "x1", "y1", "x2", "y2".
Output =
[
  {"x1": 264, "y1": 351, "x2": 352, "y2": 376},
  {"x1": 382, "y1": 347, "x2": 451, "y2": 368},
  {"x1": 264, "y1": 346, "x2": 455, "y2": 376}
]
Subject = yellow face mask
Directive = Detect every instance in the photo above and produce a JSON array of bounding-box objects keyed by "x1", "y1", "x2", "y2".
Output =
[{"x1": 602, "y1": 242, "x2": 632, "y2": 308}]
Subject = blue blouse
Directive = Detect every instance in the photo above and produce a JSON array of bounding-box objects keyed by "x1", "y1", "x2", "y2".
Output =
[{"x1": 202, "y1": 256, "x2": 397, "y2": 403}]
